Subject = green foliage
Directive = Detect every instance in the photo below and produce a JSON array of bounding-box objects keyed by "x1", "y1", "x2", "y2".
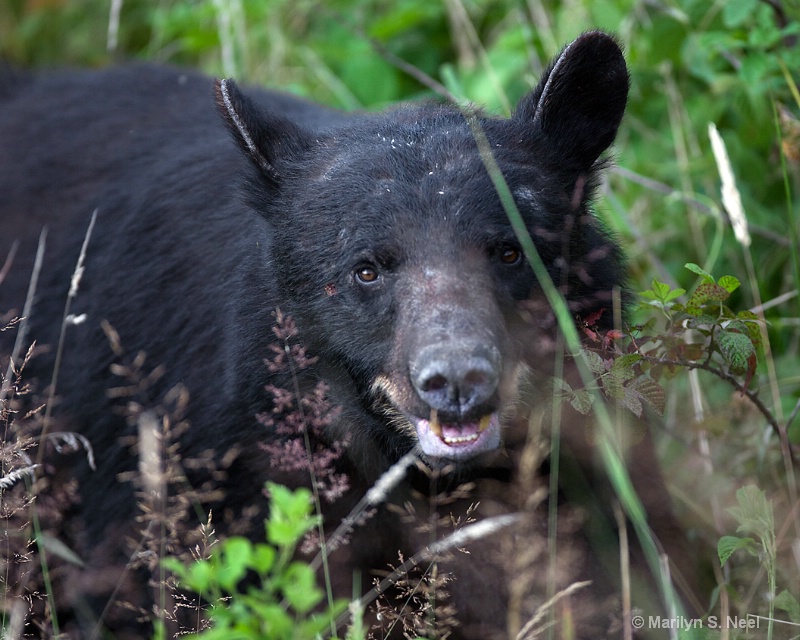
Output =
[
  {"x1": 775, "y1": 590, "x2": 800, "y2": 624},
  {"x1": 718, "y1": 485, "x2": 778, "y2": 638},
  {"x1": 637, "y1": 264, "x2": 759, "y2": 383},
  {"x1": 164, "y1": 483, "x2": 347, "y2": 639},
  {"x1": 564, "y1": 264, "x2": 760, "y2": 423}
]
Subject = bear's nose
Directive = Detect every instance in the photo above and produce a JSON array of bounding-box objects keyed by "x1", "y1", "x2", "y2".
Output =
[{"x1": 411, "y1": 344, "x2": 500, "y2": 417}]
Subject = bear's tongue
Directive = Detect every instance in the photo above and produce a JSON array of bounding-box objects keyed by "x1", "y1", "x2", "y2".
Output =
[{"x1": 414, "y1": 411, "x2": 500, "y2": 460}]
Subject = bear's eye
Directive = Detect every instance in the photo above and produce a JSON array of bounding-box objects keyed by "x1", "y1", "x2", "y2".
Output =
[
  {"x1": 355, "y1": 264, "x2": 380, "y2": 284},
  {"x1": 500, "y1": 246, "x2": 523, "y2": 266}
]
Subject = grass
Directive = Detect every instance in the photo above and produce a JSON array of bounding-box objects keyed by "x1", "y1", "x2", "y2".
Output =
[{"x1": 2, "y1": 0, "x2": 800, "y2": 638}]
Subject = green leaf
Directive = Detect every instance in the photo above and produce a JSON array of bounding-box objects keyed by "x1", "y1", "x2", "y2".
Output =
[
  {"x1": 723, "y1": 0, "x2": 758, "y2": 27},
  {"x1": 717, "y1": 329, "x2": 756, "y2": 376},
  {"x1": 627, "y1": 376, "x2": 666, "y2": 416},
  {"x1": 244, "y1": 601, "x2": 294, "y2": 636},
  {"x1": 299, "y1": 603, "x2": 350, "y2": 638},
  {"x1": 162, "y1": 557, "x2": 188, "y2": 582},
  {"x1": 622, "y1": 386, "x2": 643, "y2": 418},
  {"x1": 685, "y1": 262, "x2": 715, "y2": 282},
  {"x1": 611, "y1": 353, "x2": 643, "y2": 371},
  {"x1": 717, "y1": 535, "x2": 759, "y2": 566},
  {"x1": 281, "y1": 562, "x2": 323, "y2": 614},
  {"x1": 652, "y1": 278, "x2": 671, "y2": 299},
  {"x1": 775, "y1": 590, "x2": 800, "y2": 623},
  {"x1": 569, "y1": 389, "x2": 594, "y2": 415},
  {"x1": 728, "y1": 485, "x2": 774, "y2": 542},
  {"x1": 664, "y1": 287, "x2": 686, "y2": 303},
  {"x1": 185, "y1": 559, "x2": 215, "y2": 593},
  {"x1": 717, "y1": 274, "x2": 741, "y2": 293},
  {"x1": 268, "y1": 483, "x2": 313, "y2": 521},
  {"x1": 217, "y1": 537, "x2": 252, "y2": 592},
  {"x1": 552, "y1": 377, "x2": 572, "y2": 394},
  {"x1": 251, "y1": 544, "x2": 276, "y2": 575},
  {"x1": 266, "y1": 483, "x2": 319, "y2": 547},
  {"x1": 602, "y1": 366, "x2": 633, "y2": 401},
  {"x1": 688, "y1": 282, "x2": 731, "y2": 309},
  {"x1": 736, "y1": 310, "x2": 763, "y2": 346},
  {"x1": 581, "y1": 348, "x2": 606, "y2": 375}
]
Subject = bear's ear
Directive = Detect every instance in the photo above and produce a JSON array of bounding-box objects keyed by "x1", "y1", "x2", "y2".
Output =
[
  {"x1": 514, "y1": 31, "x2": 629, "y2": 172},
  {"x1": 214, "y1": 78, "x2": 310, "y2": 184}
]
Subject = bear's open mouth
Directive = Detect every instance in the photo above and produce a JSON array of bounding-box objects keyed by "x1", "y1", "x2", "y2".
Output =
[{"x1": 412, "y1": 410, "x2": 501, "y2": 460}]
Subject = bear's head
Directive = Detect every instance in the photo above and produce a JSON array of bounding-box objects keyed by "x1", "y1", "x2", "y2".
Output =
[{"x1": 216, "y1": 31, "x2": 629, "y2": 466}]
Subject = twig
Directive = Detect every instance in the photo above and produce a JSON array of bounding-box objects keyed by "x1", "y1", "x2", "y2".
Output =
[{"x1": 641, "y1": 354, "x2": 796, "y2": 465}]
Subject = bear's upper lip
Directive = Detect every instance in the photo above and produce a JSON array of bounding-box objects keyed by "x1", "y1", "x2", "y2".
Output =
[{"x1": 412, "y1": 411, "x2": 501, "y2": 460}]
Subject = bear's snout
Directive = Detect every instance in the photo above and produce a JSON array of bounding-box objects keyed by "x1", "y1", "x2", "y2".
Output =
[{"x1": 410, "y1": 342, "x2": 500, "y2": 420}]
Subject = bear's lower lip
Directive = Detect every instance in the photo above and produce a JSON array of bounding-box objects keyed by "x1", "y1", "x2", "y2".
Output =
[{"x1": 413, "y1": 411, "x2": 501, "y2": 460}]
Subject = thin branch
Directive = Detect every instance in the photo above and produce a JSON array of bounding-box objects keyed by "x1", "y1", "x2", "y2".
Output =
[{"x1": 641, "y1": 354, "x2": 795, "y2": 465}]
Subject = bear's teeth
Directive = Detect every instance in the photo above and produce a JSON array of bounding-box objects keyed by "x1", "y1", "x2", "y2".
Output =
[
  {"x1": 444, "y1": 432, "x2": 479, "y2": 445},
  {"x1": 429, "y1": 409, "x2": 442, "y2": 437}
]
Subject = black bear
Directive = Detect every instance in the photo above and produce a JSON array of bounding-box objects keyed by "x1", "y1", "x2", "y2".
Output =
[{"x1": 0, "y1": 31, "x2": 694, "y2": 638}]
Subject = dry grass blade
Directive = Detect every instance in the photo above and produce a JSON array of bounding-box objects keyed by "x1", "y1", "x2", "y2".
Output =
[
  {"x1": 514, "y1": 580, "x2": 592, "y2": 640},
  {"x1": 335, "y1": 513, "x2": 521, "y2": 632},
  {"x1": 0, "y1": 464, "x2": 40, "y2": 490},
  {"x1": 311, "y1": 450, "x2": 418, "y2": 571},
  {"x1": 1, "y1": 230, "x2": 46, "y2": 404}
]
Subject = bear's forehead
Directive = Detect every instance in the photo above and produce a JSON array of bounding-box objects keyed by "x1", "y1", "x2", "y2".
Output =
[
  {"x1": 311, "y1": 123, "x2": 486, "y2": 183},
  {"x1": 288, "y1": 112, "x2": 559, "y2": 245}
]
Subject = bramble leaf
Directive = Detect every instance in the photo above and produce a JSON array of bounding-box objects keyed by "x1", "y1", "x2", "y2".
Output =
[
  {"x1": 627, "y1": 376, "x2": 666, "y2": 416},
  {"x1": 602, "y1": 366, "x2": 634, "y2": 401},
  {"x1": 717, "y1": 535, "x2": 759, "y2": 566},
  {"x1": 688, "y1": 282, "x2": 731, "y2": 310},
  {"x1": 728, "y1": 485, "x2": 774, "y2": 542},
  {"x1": 685, "y1": 262, "x2": 715, "y2": 282},
  {"x1": 723, "y1": 0, "x2": 758, "y2": 27},
  {"x1": 622, "y1": 386, "x2": 643, "y2": 417},
  {"x1": 217, "y1": 537, "x2": 252, "y2": 592},
  {"x1": 582, "y1": 349, "x2": 606, "y2": 375},
  {"x1": 569, "y1": 388, "x2": 594, "y2": 415},
  {"x1": 717, "y1": 329, "x2": 756, "y2": 376},
  {"x1": 282, "y1": 562, "x2": 323, "y2": 614},
  {"x1": 736, "y1": 310, "x2": 762, "y2": 346},
  {"x1": 641, "y1": 278, "x2": 685, "y2": 306},
  {"x1": 717, "y1": 274, "x2": 741, "y2": 293},
  {"x1": 611, "y1": 353, "x2": 643, "y2": 370},
  {"x1": 775, "y1": 590, "x2": 800, "y2": 623}
]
